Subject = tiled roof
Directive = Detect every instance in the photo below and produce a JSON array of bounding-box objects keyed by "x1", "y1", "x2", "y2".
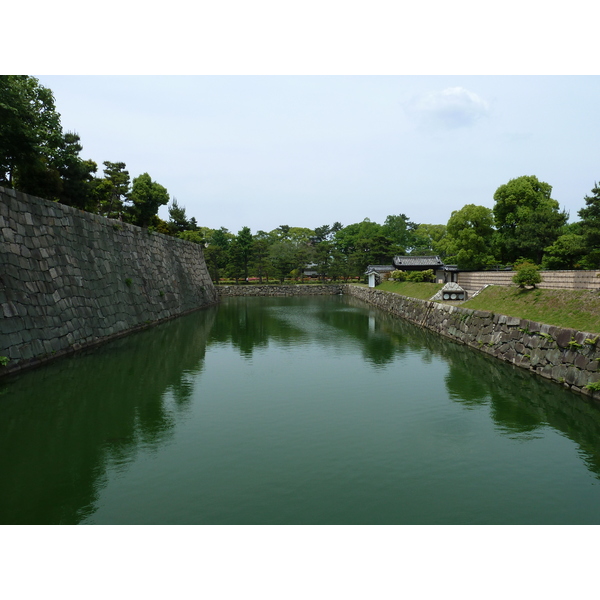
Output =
[
  {"x1": 365, "y1": 265, "x2": 394, "y2": 273},
  {"x1": 393, "y1": 255, "x2": 444, "y2": 268}
]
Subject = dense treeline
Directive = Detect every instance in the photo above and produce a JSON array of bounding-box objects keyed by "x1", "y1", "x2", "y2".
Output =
[{"x1": 2, "y1": 76, "x2": 600, "y2": 282}]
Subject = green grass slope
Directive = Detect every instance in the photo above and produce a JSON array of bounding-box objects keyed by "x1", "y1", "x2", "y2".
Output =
[
  {"x1": 461, "y1": 286, "x2": 600, "y2": 333},
  {"x1": 373, "y1": 281, "x2": 444, "y2": 300},
  {"x1": 362, "y1": 281, "x2": 600, "y2": 334}
]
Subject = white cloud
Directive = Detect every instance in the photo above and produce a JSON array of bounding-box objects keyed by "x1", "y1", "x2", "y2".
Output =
[{"x1": 406, "y1": 87, "x2": 490, "y2": 130}]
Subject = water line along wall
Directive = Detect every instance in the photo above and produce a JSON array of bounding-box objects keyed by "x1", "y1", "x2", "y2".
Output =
[
  {"x1": 217, "y1": 284, "x2": 345, "y2": 296},
  {"x1": 217, "y1": 284, "x2": 600, "y2": 398},
  {"x1": 345, "y1": 285, "x2": 600, "y2": 400},
  {"x1": 0, "y1": 186, "x2": 217, "y2": 376}
]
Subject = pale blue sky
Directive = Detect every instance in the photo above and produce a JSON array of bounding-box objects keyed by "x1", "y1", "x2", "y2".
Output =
[{"x1": 35, "y1": 75, "x2": 600, "y2": 234}]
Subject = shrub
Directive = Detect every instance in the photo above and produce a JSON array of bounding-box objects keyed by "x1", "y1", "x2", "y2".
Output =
[
  {"x1": 390, "y1": 270, "x2": 407, "y2": 281},
  {"x1": 512, "y1": 261, "x2": 542, "y2": 288},
  {"x1": 406, "y1": 269, "x2": 435, "y2": 283}
]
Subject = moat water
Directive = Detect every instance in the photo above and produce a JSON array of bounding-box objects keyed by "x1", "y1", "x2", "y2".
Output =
[{"x1": 2, "y1": 295, "x2": 600, "y2": 524}]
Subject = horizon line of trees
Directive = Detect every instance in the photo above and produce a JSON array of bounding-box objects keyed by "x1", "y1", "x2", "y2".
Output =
[{"x1": 3, "y1": 76, "x2": 600, "y2": 280}]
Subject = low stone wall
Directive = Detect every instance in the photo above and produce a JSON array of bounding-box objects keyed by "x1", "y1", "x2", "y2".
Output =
[
  {"x1": 345, "y1": 285, "x2": 600, "y2": 400},
  {"x1": 217, "y1": 284, "x2": 345, "y2": 296},
  {"x1": 0, "y1": 186, "x2": 217, "y2": 376},
  {"x1": 458, "y1": 270, "x2": 600, "y2": 291}
]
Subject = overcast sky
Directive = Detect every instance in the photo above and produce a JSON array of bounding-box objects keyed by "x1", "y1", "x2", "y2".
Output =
[{"x1": 33, "y1": 75, "x2": 599, "y2": 234}]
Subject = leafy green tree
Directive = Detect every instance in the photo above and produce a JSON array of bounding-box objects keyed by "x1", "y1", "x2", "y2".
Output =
[
  {"x1": 167, "y1": 197, "x2": 195, "y2": 234},
  {"x1": 578, "y1": 181, "x2": 600, "y2": 268},
  {"x1": 273, "y1": 224, "x2": 291, "y2": 240},
  {"x1": 312, "y1": 222, "x2": 342, "y2": 244},
  {"x1": 0, "y1": 75, "x2": 63, "y2": 197},
  {"x1": 312, "y1": 224, "x2": 332, "y2": 244},
  {"x1": 227, "y1": 226, "x2": 254, "y2": 282},
  {"x1": 128, "y1": 172, "x2": 169, "y2": 228},
  {"x1": 382, "y1": 214, "x2": 417, "y2": 254},
  {"x1": 100, "y1": 161, "x2": 130, "y2": 218},
  {"x1": 493, "y1": 175, "x2": 567, "y2": 264},
  {"x1": 269, "y1": 240, "x2": 298, "y2": 283},
  {"x1": 328, "y1": 246, "x2": 350, "y2": 280},
  {"x1": 204, "y1": 227, "x2": 232, "y2": 282},
  {"x1": 54, "y1": 132, "x2": 98, "y2": 210},
  {"x1": 441, "y1": 204, "x2": 497, "y2": 270},
  {"x1": 333, "y1": 219, "x2": 396, "y2": 275},
  {"x1": 314, "y1": 240, "x2": 334, "y2": 282},
  {"x1": 250, "y1": 232, "x2": 272, "y2": 282},
  {"x1": 410, "y1": 224, "x2": 447, "y2": 256},
  {"x1": 542, "y1": 222, "x2": 588, "y2": 269}
]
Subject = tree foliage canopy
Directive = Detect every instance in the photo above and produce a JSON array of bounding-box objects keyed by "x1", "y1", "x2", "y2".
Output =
[
  {"x1": 493, "y1": 175, "x2": 567, "y2": 264},
  {"x1": 129, "y1": 172, "x2": 169, "y2": 228},
  {"x1": 441, "y1": 204, "x2": 496, "y2": 270}
]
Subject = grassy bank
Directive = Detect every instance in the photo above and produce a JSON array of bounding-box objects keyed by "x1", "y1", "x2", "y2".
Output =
[
  {"x1": 460, "y1": 286, "x2": 600, "y2": 333},
  {"x1": 364, "y1": 281, "x2": 600, "y2": 333},
  {"x1": 372, "y1": 281, "x2": 444, "y2": 300}
]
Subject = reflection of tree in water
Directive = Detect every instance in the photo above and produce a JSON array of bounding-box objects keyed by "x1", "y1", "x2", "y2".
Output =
[
  {"x1": 5, "y1": 294, "x2": 600, "y2": 523},
  {"x1": 215, "y1": 296, "x2": 435, "y2": 368},
  {"x1": 341, "y1": 295, "x2": 600, "y2": 477},
  {"x1": 439, "y1": 332, "x2": 600, "y2": 475},
  {"x1": 313, "y1": 301, "x2": 402, "y2": 366},
  {"x1": 443, "y1": 345, "x2": 544, "y2": 433},
  {"x1": 209, "y1": 297, "x2": 307, "y2": 357},
  {"x1": 0, "y1": 306, "x2": 216, "y2": 524}
]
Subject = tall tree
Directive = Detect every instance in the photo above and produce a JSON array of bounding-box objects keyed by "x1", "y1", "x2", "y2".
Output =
[
  {"x1": 314, "y1": 240, "x2": 333, "y2": 282},
  {"x1": 0, "y1": 75, "x2": 63, "y2": 196},
  {"x1": 228, "y1": 226, "x2": 254, "y2": 282},
  {"x1": 382, "y1": 214, "x2": 417, "y2": 254},
  {"x1": 410, "y1": 224, "x2": 447, "y2": 256},
  {"x1": 250, "y1": 231, "x2": 272, "y2": 283},
  {"x1": 167, "y1": 197, "x2": 195, "y2": 234},
  {"x1": 101, "y1": 161, "x2": 130, "y2": 218},
  {"x1": 54, "y1": 132, "x2": 98, "y2": 210},
  {"x1": 578, "y1": 181, "x2": 600, "y2": 268},
  {"x1": 269, "y1": 241, "x2": 297, "y2": 283},
  {"x1": 204, "y1": 227, "x2": 232, "y2": 282},
  {"x1": 441, "y1": 204, "x2": 497, "y2": 270},
  {"x1": 493, "y1": 175, "x2": 567, "y2": 264},
  {"x1": 128, "y1": 172, "x2": 169, "y2": 228},
  {"x1": 542, "y1": 222, "x2": 588, "y2": 270},
  {"x1": 334, "y1": 219, "x2": 397, "y2": 274}
]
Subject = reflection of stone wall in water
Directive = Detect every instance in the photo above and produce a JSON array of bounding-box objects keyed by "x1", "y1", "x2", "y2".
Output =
[
  {"x1": 0, "y1": 307, "x2": 217, "y2": 524},
  {"x1": 346, "y1": 286, "x2": 600, "y2": 400},
  {"x1": 0, "y1": 186, "x2": 217, "y2": 375},
  {"x1": 347, "y1": 296, "x2": 600, "y2": 479}
]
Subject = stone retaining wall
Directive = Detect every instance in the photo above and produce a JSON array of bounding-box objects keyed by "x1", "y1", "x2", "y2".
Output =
[
  {"x1": 0, "y1": 186, "x2": 217, "y2": 376},
  {"x1": 458, "y1": 270, "x2": 600, "y2": 290},
  {"x1": 217, "y1": 284, "x2": 345, "y2": 296},
  {"x1": 345, "y1": 285, "x2": 600, "y2": 400}
]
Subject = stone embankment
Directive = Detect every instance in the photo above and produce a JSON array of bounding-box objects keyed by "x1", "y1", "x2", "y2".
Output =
[
  {"x1": 0, "y1": 186, "x2": 217, "y2": 376},
  {"x1": 345, "y1": 286, "x2": 600, "y2": 399},
  {"x1": 217, "y1": 284, "x2": 344, "y2": 297}
]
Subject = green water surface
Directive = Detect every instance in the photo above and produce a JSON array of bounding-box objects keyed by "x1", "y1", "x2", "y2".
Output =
[{"x1": 2, "y1": 295, "x2": 600, "y2": 524}]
